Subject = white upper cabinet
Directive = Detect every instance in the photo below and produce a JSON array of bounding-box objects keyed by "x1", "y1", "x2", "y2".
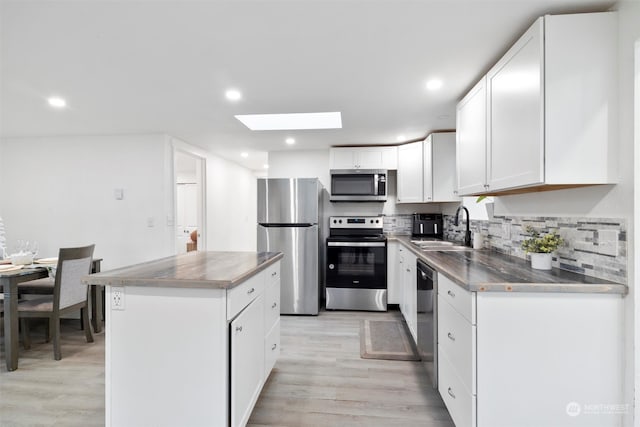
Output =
[
  {"x1": 398, "y1": 133, "x2": 459, "y2": 204},
  {"x1": 329, "y1": 146, "x2": 398, "y2": 170},
  {"x1": 430, "y1": 132, "x2": 459, "y2": 202},
  {"x1": 423, "y1": 135, "x2": 434, "y2": 202},
  {"x1": 456, "y1": 78, "x2": 488, "y2": 196},
  {"x1": 397, "y1": 141, "x2": 423, "y2": 203},
  {"x1": 456, "y1": 12, "x2": 618, "y2": 196},
  {"x1": 487, "y1": 18, "x2": 544, "y2": 192}
]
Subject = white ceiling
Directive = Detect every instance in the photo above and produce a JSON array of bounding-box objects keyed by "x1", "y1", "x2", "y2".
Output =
[{"x1": 0, "y1": 0, "x2": 615, "y2": 171}]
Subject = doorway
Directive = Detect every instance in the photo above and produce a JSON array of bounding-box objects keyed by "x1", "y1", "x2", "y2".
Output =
[{"x1": 174, "y1": 149, "x2": 206, "y2": 254}]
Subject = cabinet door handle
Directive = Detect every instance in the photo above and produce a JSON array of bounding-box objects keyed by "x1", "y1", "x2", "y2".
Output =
[
  {"x1": 447, "y1": 387, "x2": 456, "y2": 399},
  {"x1": 272, "y1": 302, "x2": 277, "y2": 309},
  {"x1": 406, "y1": 268, "x2": 411, "y2": 272},
  {"x1": 272, "y1": 343, "x2": 277, "y2": 350},
  {"x1": 271, "y1": 272, "x2": 277, "y2": 277},
  {"x1": 447, "y1": 332, "x2": 455, "y2": 341},
  {"x1": 235, "y1": 326, "x2": 243, "y2": 332},
  {"x1": 247, "y1": 287, "x2": 255, "y2": 295},
  {"x1": 447, "y1": 290, "x2": 456, "y2": 298}
]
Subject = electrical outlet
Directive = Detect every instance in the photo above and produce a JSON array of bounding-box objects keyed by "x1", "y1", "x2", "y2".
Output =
[
  {"x1": 596, "y1": 229, "x2": 618, "y2": 257},
  {"x1": 112, "y1": 287, "x2": 125, "y2": 310}
]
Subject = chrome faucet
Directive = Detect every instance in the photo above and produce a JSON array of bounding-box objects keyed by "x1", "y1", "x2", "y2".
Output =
[{"x1": 454, "y1": 206, "x2": 472, "y2": 247}]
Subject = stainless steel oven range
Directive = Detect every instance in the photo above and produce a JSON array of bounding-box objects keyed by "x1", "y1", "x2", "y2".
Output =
[{"x1": 325, "y1": 216, "x2": 387, "y2": 311}]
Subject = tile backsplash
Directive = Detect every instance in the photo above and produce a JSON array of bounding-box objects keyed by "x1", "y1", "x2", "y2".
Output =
[
  {"x1": 382, "y1": 214, "x2": 413, "y2": 235},
  {"x1": 443, "y1": 214, "x2": 627, "y2": 284}
]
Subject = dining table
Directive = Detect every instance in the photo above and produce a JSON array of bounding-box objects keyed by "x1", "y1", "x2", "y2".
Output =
[{"x1": 1, "y1": 258, "x2": 103, "y2": 372}]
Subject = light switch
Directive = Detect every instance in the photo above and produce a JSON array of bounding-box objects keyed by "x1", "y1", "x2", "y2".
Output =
[{"x1": 114, "y1": 189, "x2": 124, "y2": 200}]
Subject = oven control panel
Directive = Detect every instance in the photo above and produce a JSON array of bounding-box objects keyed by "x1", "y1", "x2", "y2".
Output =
[{"x1": 329, "y1": 216, "x2": 384, "y2": 229}]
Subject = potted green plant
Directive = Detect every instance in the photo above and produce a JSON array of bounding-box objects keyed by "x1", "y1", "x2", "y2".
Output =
[{"x1": 521, "y1": 226, "x2": 564, "y2": 270}]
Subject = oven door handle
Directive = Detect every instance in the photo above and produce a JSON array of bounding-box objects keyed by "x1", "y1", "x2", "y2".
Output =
[{"x1": 327, "y1": 242, "x2": 386, "y2": 248}]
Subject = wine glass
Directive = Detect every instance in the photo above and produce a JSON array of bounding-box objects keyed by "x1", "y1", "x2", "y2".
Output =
[
  {"x1": 13, "y1": 239, "x2": 25, "y2": 255},
  {"x1": 30, "y1": 241, "x2": 39, "y2": 260}
]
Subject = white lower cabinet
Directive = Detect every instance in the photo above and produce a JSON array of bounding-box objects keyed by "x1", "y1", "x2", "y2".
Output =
[
  {"x1": 437, "y1": 295, "x2": 476, "y2": 393},
  {"x1": 387, "y1": 241, "x2": 399, "y2": 304},
  {"x1": 231, "y1": 294, "x2": 265, "y2": 427},
  {"x1": 264, "y1": 318, "x2": 280, "y2": 377},
  {"x1": 437, "y1": 273, "x2": 624, "y2": 427},
  {"x1": 399, "y1": 248, "x2": 417, "y2": 342},
  {"x1": 438, "y1": 351, "x2": 476, "y2": 427},
  {"x1": 263, "y1": 276, "x2": 281, "y2": 379}
]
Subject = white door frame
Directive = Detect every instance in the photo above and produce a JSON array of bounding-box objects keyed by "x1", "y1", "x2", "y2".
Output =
[
  {"x1": 634, "y1": 39, "x2": 640, "y2": 427},
  {"x1": 172, "y1": 138, "x2": 207, "y2": 252}
]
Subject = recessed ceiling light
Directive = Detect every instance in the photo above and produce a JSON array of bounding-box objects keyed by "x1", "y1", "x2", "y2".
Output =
[
  {"x1": 240, "y1": 152, "x2": 249, "y2": 158},
  {"x1": 235, "y1": 112, "x2": 342, "y2": 131},
  {"x1": 285, "y1": 138, "x2": 295, "y2": 145},
  {"x1": 425, "y1": 79, "x2": 443, "y2": 91},
  {"x1": 47, "y1": 96, "x2": 67, "y2": 108},
  {"x1": 225, "y1": 89, "x2": 242, "y2": 101},
  {"x1": 396, "y1": 135, "x2": 406, "y2": 142},
  {"x1": 263, "y1": 164, "x2": 269, "y2": 169}
]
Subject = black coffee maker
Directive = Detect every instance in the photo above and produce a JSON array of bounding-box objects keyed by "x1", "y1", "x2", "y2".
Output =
[{"x1": 412, "y1": 213, "x2": 443, "y2": 238}]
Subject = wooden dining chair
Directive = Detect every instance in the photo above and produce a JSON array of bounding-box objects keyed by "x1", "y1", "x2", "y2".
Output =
[{"x1": 18, "y1": 244, "x2": 95, "y2": 360}]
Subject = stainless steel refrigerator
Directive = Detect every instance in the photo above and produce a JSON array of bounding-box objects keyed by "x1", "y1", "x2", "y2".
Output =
[{"x1": 257, "y1": 178, "x2": 321, "y2": 315}]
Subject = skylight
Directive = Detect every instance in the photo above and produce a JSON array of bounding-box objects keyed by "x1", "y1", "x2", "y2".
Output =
[{"x1": 235, "y1": 112, "x2": 342, "y2": 131}]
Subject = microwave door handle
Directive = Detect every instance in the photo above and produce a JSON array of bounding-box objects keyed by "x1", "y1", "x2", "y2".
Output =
[{"x1": 373, "y1": 174, "x2": 378, "y2": 196}]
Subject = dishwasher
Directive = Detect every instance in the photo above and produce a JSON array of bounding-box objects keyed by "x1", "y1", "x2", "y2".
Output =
[{"x1": 416, "y1": 259, "x2": 437, "y2": 388}]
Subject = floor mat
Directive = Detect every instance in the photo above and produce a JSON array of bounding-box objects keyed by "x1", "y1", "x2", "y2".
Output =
[{"x1": 360, "y1": 319, "x2": 420, "y2": 361}]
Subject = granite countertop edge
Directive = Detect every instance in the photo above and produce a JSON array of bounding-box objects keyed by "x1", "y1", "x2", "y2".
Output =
[
  {"x1": 82, "y1": 251, "x2": 284, "y2": 290},
  {"x1": 387, "y1": 235, "x2": 628, "y2": 295}
]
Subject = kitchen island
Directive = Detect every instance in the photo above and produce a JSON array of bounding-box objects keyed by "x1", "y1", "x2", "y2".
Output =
[
  {"x1": 389, "y1": 236, "x2": 627, "y2": 427},
  {"x1": 83, "y1": 251, "x2": 283, "y2": 427}
]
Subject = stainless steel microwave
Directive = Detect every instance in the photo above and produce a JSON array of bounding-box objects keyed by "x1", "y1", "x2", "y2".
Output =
[{"x1": 329, "y1": 169, "x2": 387, "y2": 202}]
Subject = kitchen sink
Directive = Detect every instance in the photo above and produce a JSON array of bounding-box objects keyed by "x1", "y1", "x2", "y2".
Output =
[
  {"x1": 411, "y1": 240, "x2": 454, "y2": 247},
  {"x1": 419, "y1": 245, "x2": 470, "y2": 251},
  {"x1": 410, "y1": 240, "x2": 470, "y2": 251}
]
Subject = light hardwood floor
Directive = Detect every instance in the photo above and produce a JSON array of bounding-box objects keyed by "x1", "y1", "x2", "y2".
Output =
[
  {"x1": 1, "y1": 310, "x2": 454, "y2": 427},
  {"x1": 249, "y1": 310, "x2": 454, "y2": 427}
]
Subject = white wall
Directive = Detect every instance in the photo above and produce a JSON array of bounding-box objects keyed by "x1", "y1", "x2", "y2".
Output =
[
  {"x1": 0, "y1": 134, "x2": 174, "y2": 270},
  {"x1": 205, "y1": 154, "x2": 257, "y2": 252},
  {"x1": 0, "y1": 134, "x2": 260, "y2": 267}
]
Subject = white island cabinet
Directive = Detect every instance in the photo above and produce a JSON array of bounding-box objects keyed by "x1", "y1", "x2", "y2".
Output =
[{"x1": 84, "y1": 251, "x2": 282, "y2": 427}]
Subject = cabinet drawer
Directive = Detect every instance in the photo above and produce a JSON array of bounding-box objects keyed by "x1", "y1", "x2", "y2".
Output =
[
  {"x1": 264, "y1": 319, "x2": 280, "y2": 379},
  {"x1": 439, "y1": 350, "x2": 476, "y2": 427},
  {"x1": 264, "y1": 279, "x2": 280, "y2": 330},
  {"x1": 264, "y1": 262, "x2": 280, "y2": 285},
  {"x1": 438, "y1": 295, "x2": 476, "y2": 394},
  {"x1": 227, "y1": 273, "x2": 264, "y2": 320},
  {"x1": 438, "y1": 274, "x2": 476, "y2": 324}
]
